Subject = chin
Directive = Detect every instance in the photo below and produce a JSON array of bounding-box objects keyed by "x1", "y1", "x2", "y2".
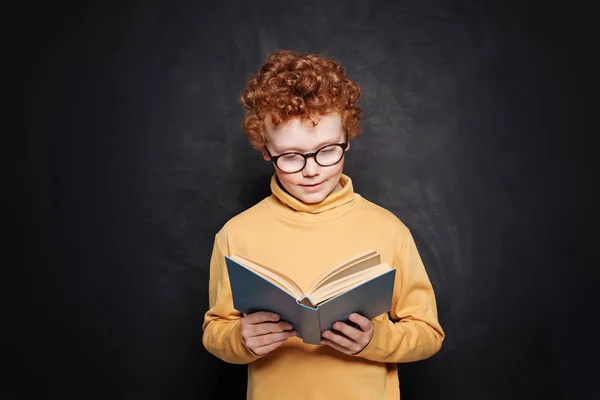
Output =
[
  {"x1": 289, "y1": 180, "x2": 338, "y2": 204},
  {"x1": 294, "y1": 191, "x2": 329, "y2": 204}
]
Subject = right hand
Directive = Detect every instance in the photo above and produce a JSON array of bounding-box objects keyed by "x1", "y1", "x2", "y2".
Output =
[{"x1": 240, "y1": 311, "x2": 296, "y2": 356}]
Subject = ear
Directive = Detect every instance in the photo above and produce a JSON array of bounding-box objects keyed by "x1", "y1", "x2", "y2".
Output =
[
  {"x1": 261, "y1": 148, "x2": 270, "y2": 160},
  {"x1": 345, "y1": 141, "x2": 351, "y2": 152}
]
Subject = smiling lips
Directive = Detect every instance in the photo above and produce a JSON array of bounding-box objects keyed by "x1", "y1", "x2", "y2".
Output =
[{"x1": 301, "y1": 181, "x2": 323, "y2": 190}]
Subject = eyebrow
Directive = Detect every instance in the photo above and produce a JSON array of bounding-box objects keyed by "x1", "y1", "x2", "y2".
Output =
[{"x1": 273, "y1": 138, "x2": 344, "y2": 154}]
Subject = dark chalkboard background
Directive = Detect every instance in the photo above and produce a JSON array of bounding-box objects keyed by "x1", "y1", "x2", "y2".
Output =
[{"x1": 13, "y1": 0, "x2": 595, "y2": 399}]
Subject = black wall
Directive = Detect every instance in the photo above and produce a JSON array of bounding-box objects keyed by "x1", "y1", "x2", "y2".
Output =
[{"x1": 14, "y1": 1, "x2": 595, "y2": 399}]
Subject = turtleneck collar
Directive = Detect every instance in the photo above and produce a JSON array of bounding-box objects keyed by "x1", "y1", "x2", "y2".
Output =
[{"x1": 264, "y1": 173, "x2": 361, "y2": 221}]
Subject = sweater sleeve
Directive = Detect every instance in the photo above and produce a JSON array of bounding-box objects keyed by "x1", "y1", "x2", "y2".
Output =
[
  {"x1": 202, "y1": 234, "x2": 263, "y2": 364},
  {"x1": 353, "y1": 230, "x2": 445, "y2": 363}
]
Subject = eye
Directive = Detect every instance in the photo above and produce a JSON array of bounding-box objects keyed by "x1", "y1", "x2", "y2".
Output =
[
  {"x1": 320, "y1": 146, "x2": 336, "y2": 153},
  {"x1": 280, "y1": 153, "x2": 301, "y2": 161}
]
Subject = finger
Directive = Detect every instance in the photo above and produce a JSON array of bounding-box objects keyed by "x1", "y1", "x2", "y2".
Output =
[
  {"x1": 252, "y1": 321, "x2": 294, "y2": 336},
  {"x1": 246, "y1": 311, "x2": 280, "y2": 325},
  {"x1": 332, "y1": 321, "x2": 362, "y2": 341},
  {"x1": 321, "y1": 329, "x2": 355, "y2": 350},
  {"x1": 349, "y1": 313, "x2": 372, "y2": 332},
  {"x1": 253, "y1": 337, "x2": 288, "y2": 356},
  {"x1": 320, "y1": 338, "x2": 354, "y2": 355},
  {"x1": 246, "y1": 330, "x2": 296, "y2": 349}
]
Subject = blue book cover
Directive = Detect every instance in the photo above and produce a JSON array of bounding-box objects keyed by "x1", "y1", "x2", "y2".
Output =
[{"x1": 225, "y1": 253, "x2": 396, "y2": 345}]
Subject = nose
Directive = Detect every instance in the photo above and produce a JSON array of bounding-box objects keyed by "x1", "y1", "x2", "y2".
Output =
[{"x1": 302, "y1": 156, "x2": 320, "y2": 177}]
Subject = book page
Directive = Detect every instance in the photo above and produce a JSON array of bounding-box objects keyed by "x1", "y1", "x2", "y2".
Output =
[
  {"x1": 307, "y1": 250, "x2": 381, "y2": 294},
  {"x1": 307, "y1": 263, "x2": 391, "y2": 305},
  {"x1": 230, "y1": 255, "x2": 305, "y2": 299}
]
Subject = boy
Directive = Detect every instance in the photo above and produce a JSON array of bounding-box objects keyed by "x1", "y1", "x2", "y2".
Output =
[{"x1": 202, "y1": 49, "x2": 444, "y2": 399}]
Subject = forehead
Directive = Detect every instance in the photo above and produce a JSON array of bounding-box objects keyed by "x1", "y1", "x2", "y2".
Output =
[{"x1": 265, "y1": 114, "x2": 344, "y2": 152}]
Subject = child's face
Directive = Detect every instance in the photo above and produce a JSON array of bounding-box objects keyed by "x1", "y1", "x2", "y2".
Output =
[{"x1": 264, "y1": 113, "x2": 348, "y2": 204}]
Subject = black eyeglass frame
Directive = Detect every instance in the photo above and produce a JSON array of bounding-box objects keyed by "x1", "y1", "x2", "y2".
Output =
[{"x1": 265, "y1": 141, "x2": 349, "y2": 173}]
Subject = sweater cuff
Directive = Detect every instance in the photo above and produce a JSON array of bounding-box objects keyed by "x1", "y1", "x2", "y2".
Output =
[
  {"x1": 351, "y1": 317, "x2": 387, "y2": 360},
  {"x1": 239, "y1": 321, "x2": 266, "y2": 362},
  {"x1": 227, "y1": 319, "x2": 265, "y2": 364}
]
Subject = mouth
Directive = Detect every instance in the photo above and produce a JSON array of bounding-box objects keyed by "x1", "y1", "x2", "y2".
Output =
[{"x1": 300, "y1": 181, "x2": 323, "y2": 189}]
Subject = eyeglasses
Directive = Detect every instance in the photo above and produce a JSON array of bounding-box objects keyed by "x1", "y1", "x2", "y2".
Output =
[{"x1": 265, "y1": 142, "x2": 348, "y2": 173}]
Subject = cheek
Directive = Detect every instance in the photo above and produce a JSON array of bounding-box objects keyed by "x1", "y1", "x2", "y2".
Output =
[
  {"x1": 274, "y1": 169, "x2": 300, "y2": 187},
  {"x1": 325, "y1": 160, "x2": 345, "y2": 178}
]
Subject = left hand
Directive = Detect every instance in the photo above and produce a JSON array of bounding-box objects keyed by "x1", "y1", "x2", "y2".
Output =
[{"x1": 320, "y1": 313, "x2": 374, "y2": 355}]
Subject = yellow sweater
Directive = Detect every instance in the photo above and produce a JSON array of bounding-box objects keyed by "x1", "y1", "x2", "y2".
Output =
[{"x1": 202, "y1": 174, "x2": 444, "y2": 399}]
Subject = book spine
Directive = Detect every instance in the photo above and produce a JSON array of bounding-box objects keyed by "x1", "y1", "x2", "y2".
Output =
[{"x1": 297, "y1": 299, "x2": 321, "y2": 345}]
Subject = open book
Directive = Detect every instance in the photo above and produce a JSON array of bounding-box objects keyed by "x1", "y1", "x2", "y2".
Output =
[{"x1": 225, "y1": 250, "x2": 396, "y2": 345}]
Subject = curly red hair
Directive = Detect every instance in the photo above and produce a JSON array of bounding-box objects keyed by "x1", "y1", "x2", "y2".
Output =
[{"x1": 239, "y1": 50, "x2": 362, "y2": 157}]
